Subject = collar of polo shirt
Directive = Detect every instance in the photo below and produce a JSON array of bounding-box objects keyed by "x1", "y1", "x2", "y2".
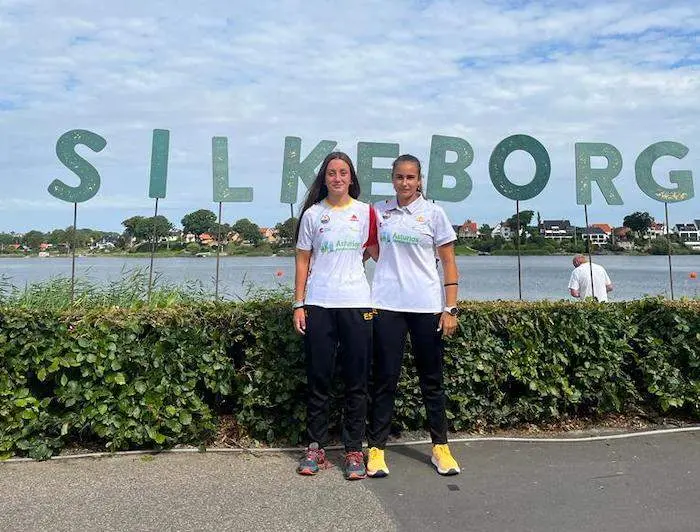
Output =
[{"x1": 388, "y1": 194, "x2": 426, "y2": 214}]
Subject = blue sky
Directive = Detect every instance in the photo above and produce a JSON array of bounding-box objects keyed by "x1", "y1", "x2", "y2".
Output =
[{"x1": 0, "y1": 0, "x2": 698, "y2": 233}]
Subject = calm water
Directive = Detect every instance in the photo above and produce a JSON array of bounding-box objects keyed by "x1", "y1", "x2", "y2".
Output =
[{"x1": 1, "y1": 255, "x2": 698, "y2": 301}]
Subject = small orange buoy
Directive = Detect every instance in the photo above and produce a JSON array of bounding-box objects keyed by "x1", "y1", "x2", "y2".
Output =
[
  {"x1": 690, "y1": 272, "x2": 697, "y2": 279},
  {"x1": 275, "y1": 270, "x2": 284, "y2": 277}
]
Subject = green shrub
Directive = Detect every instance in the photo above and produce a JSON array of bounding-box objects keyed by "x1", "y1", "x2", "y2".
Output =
[
  {"x1": 0, "y1": 305, "x2": 237, "y2": 459},
  {"x1": 1, "y1": 298, "x2": 698, "y2": 459}
]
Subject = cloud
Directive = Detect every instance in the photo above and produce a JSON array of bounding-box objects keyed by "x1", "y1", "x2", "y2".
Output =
[{"x1": 0, "y1": 0, "x2": 697, "y2": 233}]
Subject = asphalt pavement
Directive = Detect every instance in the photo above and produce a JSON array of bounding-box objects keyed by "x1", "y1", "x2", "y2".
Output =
[{"x1": 1, "y1": 430, "x2": 698, "y2": 532}]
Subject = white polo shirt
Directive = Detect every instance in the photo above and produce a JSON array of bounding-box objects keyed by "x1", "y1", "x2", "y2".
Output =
[
  {"x1": 296, "y1": 198, "x2": 373, "y2": 308},
  {"x1": 371, "y1": 195, "x2": 456, "y2": 313},
  {"x1": 568, "y1": 263, "x2": 612, "y2": 302}
]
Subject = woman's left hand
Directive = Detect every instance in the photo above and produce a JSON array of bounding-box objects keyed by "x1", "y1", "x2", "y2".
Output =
[{"x1": 438, "y1": 312, "x2": 458, "y2": 337}]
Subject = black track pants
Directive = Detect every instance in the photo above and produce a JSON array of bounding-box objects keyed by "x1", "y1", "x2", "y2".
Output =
[
  {"x1": 303, "y1": 305, "x2": 372, "y2": 452},
  {"x1": 367, "y1": 310, "x2": 448, "y2": 448}
]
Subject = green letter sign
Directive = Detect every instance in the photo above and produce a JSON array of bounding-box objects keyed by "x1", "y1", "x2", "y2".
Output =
[
  {"x1": 279, "y1": 137, "x2": 337, "y2": 203},
  {"x1": 489, "y1": 134, "x2": 550, "y2": 201},
  {"x1": 47, "y1": 129, "x2": 107, "y2": 202},
  {"x1": 575, "y1": 143, "x2": 623, "y2": 205},
  {"x1": 427, "y1": 135, "x2": 473, "y2": 202},
  {"x1": 356, "y1": 142, "x2": 399, "y2": 203},
  {"x1": 635, "y1": 141, "x2": 694, "y2": 203},
  {"x1": 148, "y1": 129, "x2": 170, "y2": 199},
  {"x1": 212, "y1": 137, "x2": 253, "y2": 202}
]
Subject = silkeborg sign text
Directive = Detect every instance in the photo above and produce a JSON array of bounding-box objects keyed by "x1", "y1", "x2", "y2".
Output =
[{"x1": 47, "y1": 129, "x2": 695, "y2": 206}]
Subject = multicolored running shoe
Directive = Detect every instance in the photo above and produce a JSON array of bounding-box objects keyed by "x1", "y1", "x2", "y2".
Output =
[{"x1": 297, "y1": 442, "x2": 326, "y2": 475}]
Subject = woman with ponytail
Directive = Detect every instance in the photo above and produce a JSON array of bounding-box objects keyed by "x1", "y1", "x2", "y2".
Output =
[{"x1": 366, "y1": 154, "x2": 461, "y2": 478}]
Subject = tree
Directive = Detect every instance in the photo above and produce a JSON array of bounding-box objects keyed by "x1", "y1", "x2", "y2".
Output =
[
  {"x1": 211, "y1": 222, "x2": 232, "y2": 240},
  {"x1": 623, "y1": 211, "x2": 653, "y2": 234},
  {"x1": 134, "y1": 215, "x2": 173, "y2": 241},
  {"x1": 47, "y1": 229, "x2": 67, "y2": 246},
  {"x1": 649, "y1": 236, "x2": 672, "y2": 255},
  {"x1": 61, "y1": 226, "x2": 92, "y2": 249},
  {"x1": 478, "y1": 224, "x2": 492, "y2": 237},
  {"x1": 505, "y1": 210, "x2": 534, "y2": 230},
  {"x1": 101, "y1": 232, "x2": 121, "y2": 244},
  {"x1": 232, "y1": 218, "x2": 262, "y2": 246},
  {"x1": 22, "y1": 230, "x2": 45, "y2": 251},
  {"x1": 181, "y1": 209, "x2": 217, "y2": 236},
  {"x1": 77, "y1": 228, "x2": 99, "y2": 247},
  {"x1": 275, "y1": 217, "x2": 298, "y2": 244},
  {"x1": 122, "y1": 216, "x2": 145, "y2": 238},
  {"x1": 0, "y1": 233, "x2": 17, "y2": 246}
]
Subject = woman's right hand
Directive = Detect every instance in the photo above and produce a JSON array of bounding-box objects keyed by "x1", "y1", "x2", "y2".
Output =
[{"x1": 293, "y1": 308, "x2": 306, "y2": 335}]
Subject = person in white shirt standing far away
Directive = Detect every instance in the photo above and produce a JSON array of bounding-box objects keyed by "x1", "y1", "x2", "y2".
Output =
[{"x1": 568, "y1": 254, "x2": 613, "y2": 302}]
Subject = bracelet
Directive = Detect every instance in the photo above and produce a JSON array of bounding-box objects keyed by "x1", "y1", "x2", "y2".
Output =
[
  {"x1": 292, "y1": 300, "x2": 305, "y2": 310},
  {"x1": 443, "y1": 282, "x2": 458, "y2": 287}
]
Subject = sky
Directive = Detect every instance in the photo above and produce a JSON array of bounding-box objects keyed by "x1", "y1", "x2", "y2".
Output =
[{"x1": 0, "y1": 0, "x2": 698, "y2": 233}]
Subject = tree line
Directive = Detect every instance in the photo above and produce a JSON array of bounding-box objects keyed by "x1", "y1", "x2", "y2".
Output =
[
  {"x1": 2, "y1": 209, "x2": 298, "y2": 252},
  {"x1": 0, "y1": 208, "x2": 683, "y2": 254}
]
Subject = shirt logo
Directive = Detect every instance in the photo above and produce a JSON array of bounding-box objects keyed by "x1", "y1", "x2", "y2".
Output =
[
  {"x1": 319, "y1": 239, "x2": 361, "y2": 253},
  {"x1": 320, "y1": 214, "x2": 330, "y2": 224},
  {"x1": 381, "y1": 230, "x2": 420, "y2": 245},
  {"x1": 349, "y1": 214, "x2": 359, "y2": 222},
  {"x1": 415, "y1": 215, "x2": 426, "y2": 223}
]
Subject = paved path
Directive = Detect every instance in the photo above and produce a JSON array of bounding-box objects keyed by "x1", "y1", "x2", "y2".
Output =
[{"x1": 1, "y1": 431, "x2": 698, "y2": 531}]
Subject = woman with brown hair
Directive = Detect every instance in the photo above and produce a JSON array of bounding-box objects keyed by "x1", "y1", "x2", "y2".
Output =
[
  {"x1": 366, "y1": 154, "x2": 461, "y2": 477},
  {"x1": 293, "y1": 151, "x2": 376, "y2": 480}
]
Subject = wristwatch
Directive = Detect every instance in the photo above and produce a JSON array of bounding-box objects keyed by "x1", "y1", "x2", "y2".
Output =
[
  {"x1": 292, "y1": 300, "x2": 305, "y2": 310},
  {"x1": 443, "y1": 306, "x2": 460, "y2": 316}
]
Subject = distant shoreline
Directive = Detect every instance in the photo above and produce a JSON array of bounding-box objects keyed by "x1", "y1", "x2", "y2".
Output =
[{"x1": 1, "y1": 249, "x2": 697, "y2": 259}]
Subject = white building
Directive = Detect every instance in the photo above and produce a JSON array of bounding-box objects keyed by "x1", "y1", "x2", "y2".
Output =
[
  {"x1": 581, "y1": 226, "x2": 609, "y2": 245},
  {"x1": 648, "y1": 222, "x2": 666, "y2": 239},
  {"x1": 539, "y1": 220, "x2": 574, "y2": 241},
  {"x1": 491, "y1": 221, "x2": 513, "y2": 240},
  {"x1": 674, "y1": 220, "x2": 700, "y2": 249}
]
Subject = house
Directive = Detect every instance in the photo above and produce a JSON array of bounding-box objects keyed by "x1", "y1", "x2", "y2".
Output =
[
  {"x1": 456, "y1": 220, "x2": 479, "y2": 239},
  {"x1": 90, "y1": 241, "x2": 116, "y2": 251},
  {"x1": 674, "y1": 220, "x2": 700, "y2": 248},
  {"x1": 39, "y1": 243, "x2": 52, "y2": 251},
  {"x1": 259, "y1": 227, "x2": 279, "y2": 244},
  {"x1": 184, "y1": 232, "x2": 197, "y2": 244},
  {"x1": 645, "y1": 222, "x2": 666, "y2": 239},
  {"x1": 166, "y1": 229, "x2": 181, "y2": 243},
  {"x1": 591, "y1": 223, "x2": 613, "y2": 236},
  {"x1": 199, "y1": 233, "x2": 218, "y2": 247},
  {"x1": 613, "y1": 226, "x2": 632, "y2": 241},
  {"x1": 581, "y1": 226, "x2": 609, "y2": 245},
  {"x1": 491, "y1": 221, "x2": 513, "y2": 240},
  {"x1": 539, "y1": 220, "x2": 574, "y2": 240}
]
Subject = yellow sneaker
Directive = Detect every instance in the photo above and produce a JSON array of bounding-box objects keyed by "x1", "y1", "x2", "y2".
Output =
[
  {"x1": 366, "y1": 447, "x2": 389, "y2": 478},
  {"x1": 431, "y1": 444, "x2": 460, "y2": 475}
]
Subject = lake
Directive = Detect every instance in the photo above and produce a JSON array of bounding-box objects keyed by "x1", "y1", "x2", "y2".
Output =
[{"x1": 1, "y1": 255, "x2": 698, "y2": 301}]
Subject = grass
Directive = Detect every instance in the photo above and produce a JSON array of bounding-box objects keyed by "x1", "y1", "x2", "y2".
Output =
[
  {"x1": 0, "y1": 266, "x2": 295, "y2": 310},
  {"x1": 0, "y1": 268, "x2": 210, "y2": 310}
]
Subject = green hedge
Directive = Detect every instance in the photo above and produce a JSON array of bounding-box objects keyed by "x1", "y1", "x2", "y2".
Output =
[{"x1": 1, "y1": 299, "x2": 698, "y2": 459}]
